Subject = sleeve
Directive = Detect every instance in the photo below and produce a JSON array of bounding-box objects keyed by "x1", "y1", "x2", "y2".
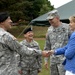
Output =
[
  {"x1": 64, "y1": 36, "x2": 75, "y2": 59},
  {"x1": 54, "y1": 45, "x2": 67, "y2": 55},
  {"x1": 44, "y1": 33, "x2": 51, "y2": 50},
  {"x1": 35, "y1": 42, "x2": 42, "y2": 70},
  {"x1": 44, "y1": 33, "x2": 51, "y2": 63},
  {"x1": 37, "y1": 55, "x2": 42, "y2": 70},
  {"x1": 3, "y1": 34, "x2": 42, "y2": 56}
]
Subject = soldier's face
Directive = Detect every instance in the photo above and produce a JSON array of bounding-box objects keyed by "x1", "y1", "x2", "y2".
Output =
[
  {"x1": 24, "y1": 31, "x2": 34, "y2": 40},
  {"x1": 1, "y1": 17, "x2": 12, "y2": 30},
  {"x1": 49, "y1": 17, "x2": 59, "y2": 27}
]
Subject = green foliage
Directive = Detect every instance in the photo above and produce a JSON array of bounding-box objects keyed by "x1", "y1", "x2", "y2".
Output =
[
  {"x1": 0, "y1": 0, "x2": 54, "y2": 24},
  {"x1": 39, "y1": 0, "x2": 54, "y2": 15},
  {"x1": 39, "y1": 4, "x2": 51, "y2": 15}
]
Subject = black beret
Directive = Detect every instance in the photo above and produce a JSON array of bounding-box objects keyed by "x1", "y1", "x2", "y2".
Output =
[
  {"x1": 23, "y1": 27, "x2": 32, "y2": 34},
  {"x1": 0, "y1": 12, "x2": 9, "y2": 23}
]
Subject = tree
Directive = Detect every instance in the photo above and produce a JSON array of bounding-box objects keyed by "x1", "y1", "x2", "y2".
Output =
[
  {"x1": 0, "y1": 0, "x2": 54, "y2": 24},
  {"x1": 39, "y1": 0, "x2": 54, "y2": 15}
]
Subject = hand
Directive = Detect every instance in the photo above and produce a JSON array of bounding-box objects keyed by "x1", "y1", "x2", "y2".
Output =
[
  {"x1": 49, "y1": 50, "x2": 54, "y2": 55},
  {"x1": 44, "y1": 62, "x2": 49, "y2": 70},
  {"x1": 18, "y1": 70, "x2": 23, "y2": 74},
  {"x1": 42, "y1": 51, "x2": 51, "y2": 57}
]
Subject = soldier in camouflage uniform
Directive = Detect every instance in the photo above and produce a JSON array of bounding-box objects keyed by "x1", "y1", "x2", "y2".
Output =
[
  {"x1": 44, "y1": 10, "x2": 71, "y2": 75},
  {"x1": 0, "y1": 12, "x2": 50, "y2": 75},
  {"x1": 19, "y1": 27, "x2": 42, "y2": 75}
]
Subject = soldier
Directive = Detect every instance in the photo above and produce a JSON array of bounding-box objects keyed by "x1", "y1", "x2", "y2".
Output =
[
  {"x1": 48, "y1": 15, "x2": 75, "y2": 75},
  {"x1": 19, "y1": 27, "x2": 42, "y2": 75},
  {"x1": 0, "y1": 12, "x2": 50, "y2": 75},
  {"x1": 44, "y1": 10, "x2": 71, "y2": 75}
]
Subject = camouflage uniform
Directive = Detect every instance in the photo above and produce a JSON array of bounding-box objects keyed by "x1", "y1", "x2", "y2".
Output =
[
  {"x1": 20, "y1": 40, "x2": 42, "y2": 75},
  {"x1": 0, "y1": 28, "x2": 42, "y2": 75},
  {"x1": 44, "y1": 23, "x2": 71, "y2": 75}
]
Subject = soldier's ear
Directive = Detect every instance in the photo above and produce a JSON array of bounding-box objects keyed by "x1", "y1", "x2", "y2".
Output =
[{"x1": 24, "y1": 34, "x2": 27, "y2": 38}]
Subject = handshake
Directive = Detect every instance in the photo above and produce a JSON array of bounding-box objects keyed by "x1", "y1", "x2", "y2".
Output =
[{"x1": 42, "y1": 50, "x2": 54, "y2": 57}]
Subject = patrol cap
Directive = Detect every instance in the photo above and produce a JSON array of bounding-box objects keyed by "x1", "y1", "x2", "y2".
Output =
[
  {"x1": 23, "y1": 27, "x2": 32, "y2": 34},
  {"x1": 46, "y1": 10, "x2": 59, "y2": 20},
  {"x1": 0, "y1": 12, "x2": 9, "y2": 23}
]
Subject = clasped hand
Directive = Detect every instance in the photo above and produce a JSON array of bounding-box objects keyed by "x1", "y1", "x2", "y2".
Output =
[{"x1": 42, "y1": 50, "x2": 54, "y2": 57}]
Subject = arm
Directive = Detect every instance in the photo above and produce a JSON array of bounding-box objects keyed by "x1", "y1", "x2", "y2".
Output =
[
  {"x1": 64, "y1": 35, "x2": 75, "y2": 59},
  {"x1": 44, "y1": 33, "x2": 51, "y2": 50},
  {"x1": 49, "y1": 45, "x2": 67, "y2": 56},
  {"x1": 54, "y1": 45, "x2": 67, "y2": 55},
  {"x1": 3, "y1": 34, "x2": 50, "y2": 57},
  {"x1": 37, "y1": 55, "x2": 42, "y2": 72},
  {"x1": 36, "y1": 44, "x2": 42, "y2": 72},
  {"x1": 3, "y1": 34, "x2": 42, "y2": 56},
  {"x1": 44, "y1": 33, "x2": 51, "y2": 69}
]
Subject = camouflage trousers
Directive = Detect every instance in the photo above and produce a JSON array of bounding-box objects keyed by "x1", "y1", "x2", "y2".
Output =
[
  {"x1": 50, "y1": 63, "x2": 65, "y2": 75},
  {"x1": 21, "y1": 69, "x2": 38, "y2": 75}
]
